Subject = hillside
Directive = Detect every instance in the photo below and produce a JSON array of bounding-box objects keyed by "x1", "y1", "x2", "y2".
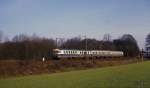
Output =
[{"x1": 0, "y1": 61, "x2": 150, "y2": 88}]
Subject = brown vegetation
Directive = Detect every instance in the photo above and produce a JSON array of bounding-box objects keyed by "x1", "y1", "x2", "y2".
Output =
[{"x1": 0, "y1": 58, "x2": 143, "y2": 78}]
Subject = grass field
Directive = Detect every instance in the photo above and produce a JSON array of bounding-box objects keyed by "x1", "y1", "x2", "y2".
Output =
[{"x1": 0, "y1": 61, "x2": 150, "y2": 88}]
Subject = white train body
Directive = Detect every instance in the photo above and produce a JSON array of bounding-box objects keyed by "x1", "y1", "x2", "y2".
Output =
[{"x1": 53, "y1": 49, "x2": 124, "y2": 58}]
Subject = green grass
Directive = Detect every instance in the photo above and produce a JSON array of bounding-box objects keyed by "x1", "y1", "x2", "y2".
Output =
[{"x1": 0, "y1": 61, "x2": 150, "y2": 88}]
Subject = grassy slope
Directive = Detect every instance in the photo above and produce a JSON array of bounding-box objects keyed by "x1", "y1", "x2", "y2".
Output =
[{"x1": 0, "y1": 61, "x2": 150, "y2": 88}]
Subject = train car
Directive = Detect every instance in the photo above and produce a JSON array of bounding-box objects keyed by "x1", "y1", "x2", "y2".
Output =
[{"x1": 53, "y1": 49, "x2": 124, "y2": 59}]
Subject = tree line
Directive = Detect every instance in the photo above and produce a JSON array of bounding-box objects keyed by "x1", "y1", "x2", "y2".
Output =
[
  {"x1": 0, "y1": 34, "x2": 56, "y2": 59},
  {"x1": 61, "y1": 34, "x2": 140, "y2": 57},
  {"x1": 0, "y1": 31, "x2": 142, "y2": 60}
]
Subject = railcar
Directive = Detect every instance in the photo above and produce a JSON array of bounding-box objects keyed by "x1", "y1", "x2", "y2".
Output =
[{"x1": 53, "y1": 49, "x2": 124, "y2": 59}]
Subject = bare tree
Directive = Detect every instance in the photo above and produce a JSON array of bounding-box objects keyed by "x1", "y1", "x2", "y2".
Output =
[
  {"x1": 0, "y1": 30, "x2": 3, "y2": 42},
  {"x1": 31, "y1": 33, "x2": 40, "y2": 41},
  {"x1": 103, "y1": 33, "x2": 111, "y2": 41},
  {"x1": 61, "y1": 37, "x2": 81, "y2": 49},
  {"x1": 4, "y1": 36, "x2": 10, "y2": 42},
  {"x1": 145, "y1": 33, "x2": 150, "y2": 46},
  {"x1": 12, "y1": 34, "x2": 29, "y2": 42},
  {"x1": 145, "y1": 33, "x2": 150, "y2": 57}
]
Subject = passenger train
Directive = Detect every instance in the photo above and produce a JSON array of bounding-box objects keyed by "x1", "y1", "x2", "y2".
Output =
[{"x1": 53, "y1": 49, "x2": 124, "y2": 59}]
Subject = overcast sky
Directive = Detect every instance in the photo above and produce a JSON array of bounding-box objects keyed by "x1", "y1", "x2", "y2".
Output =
[{"x1": 0, "y1": 0, "x2": 150, "y2": 49}]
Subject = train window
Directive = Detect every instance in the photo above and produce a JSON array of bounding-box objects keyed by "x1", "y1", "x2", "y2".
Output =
[
  {"x1": 66, "y1": 51, "x2": 68, "y2": 54},
  {"x1": 64, "y1": 51, "x2": 66, "y2": 54}
]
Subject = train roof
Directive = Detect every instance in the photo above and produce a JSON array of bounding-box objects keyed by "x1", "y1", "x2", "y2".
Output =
[
  {"x1": 53, "y1": 48, "x2": 123, "y2": 52},
  {"x1": 54, "y1": 48, "x2": 79, "y2": 50}
]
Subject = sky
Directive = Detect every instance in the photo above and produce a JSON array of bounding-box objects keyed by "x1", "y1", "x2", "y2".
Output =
[{"x1": 0, "y1": 0, "x2": 150, "y2": 49}]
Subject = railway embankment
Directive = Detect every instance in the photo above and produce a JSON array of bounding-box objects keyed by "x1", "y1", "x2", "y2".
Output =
[{"x1": 0, "y1": 58, "x2": 146, "y2": 78}]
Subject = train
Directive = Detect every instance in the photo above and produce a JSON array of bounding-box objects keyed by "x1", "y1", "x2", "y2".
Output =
[{"x1": 53, "y1": 49, "x2": 124, "y2": 59}]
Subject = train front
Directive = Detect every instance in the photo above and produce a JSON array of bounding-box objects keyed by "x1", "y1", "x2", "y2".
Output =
[{"x1": 53, "y1": 49, "x2": 61, "y2": 59}]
